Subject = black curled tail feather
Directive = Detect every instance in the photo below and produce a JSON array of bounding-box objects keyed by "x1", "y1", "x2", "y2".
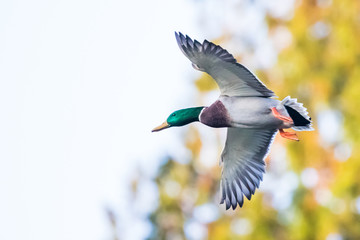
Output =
[
  {"x1": 285, "y1": 106, "x2": 310, "y2": 126},
  {"x1": 281, "y1": 96, "x2": 314, "y2": 131}
]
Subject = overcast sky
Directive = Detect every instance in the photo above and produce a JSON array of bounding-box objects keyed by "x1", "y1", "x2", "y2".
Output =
[{"x1": 0, "y1": 0, "x2": 201, "y2": 239}]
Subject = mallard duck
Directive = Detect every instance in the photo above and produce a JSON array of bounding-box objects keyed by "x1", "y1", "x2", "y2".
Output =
[{"x1": 152, "y1": 32, "x2": 313, "y2": 210}]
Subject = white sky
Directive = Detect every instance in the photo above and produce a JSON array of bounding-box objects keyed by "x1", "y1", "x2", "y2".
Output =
[{"x1": 0, "y1": 0, "x2": 201, "y2": 239}]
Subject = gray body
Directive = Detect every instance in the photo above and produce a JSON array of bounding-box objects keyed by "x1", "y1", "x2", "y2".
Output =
[{"x1": 200, "y1": 96, "x2": 293, "y2": 129}]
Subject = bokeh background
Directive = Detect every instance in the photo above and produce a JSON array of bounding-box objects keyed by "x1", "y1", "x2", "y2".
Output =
[{"x1": 1, "y1": 0, "x2": 360, "y2": 239}]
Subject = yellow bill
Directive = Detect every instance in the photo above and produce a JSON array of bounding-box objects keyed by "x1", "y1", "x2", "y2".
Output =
[{"x1": 152, "y1": 121, "x2": 170, "y2": 132}]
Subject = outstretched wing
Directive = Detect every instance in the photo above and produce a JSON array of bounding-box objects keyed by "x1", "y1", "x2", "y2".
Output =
[
  {"x1": 220, "y1": 128, "x2": 277, "y2": 209},
  {"x1": 175, "y1": 32, "x2": 276, "y2": 97}
]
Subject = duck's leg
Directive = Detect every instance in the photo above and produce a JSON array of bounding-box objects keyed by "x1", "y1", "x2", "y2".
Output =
[
  {"x1": 271, "y1": 107, "x2": 293, "y2": 123},
  {"x1": 279, "y1": 129, "x2": 299, "y2": 141}
]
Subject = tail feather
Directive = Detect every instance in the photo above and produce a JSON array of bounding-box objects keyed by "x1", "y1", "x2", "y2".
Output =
[{"x1": 281, "y1": 96, "x2": 314, "y2": 131}]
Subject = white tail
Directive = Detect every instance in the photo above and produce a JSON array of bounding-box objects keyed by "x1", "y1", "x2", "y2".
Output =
[{"x1": 281, "y1": 96, "x2": 314, "y2": 131}]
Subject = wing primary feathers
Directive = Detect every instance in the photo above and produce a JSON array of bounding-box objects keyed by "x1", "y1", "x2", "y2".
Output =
[
  {"x1": 186, "y1": 35, "x2": 194, "y2": 48},
  {"x1": 246, "y1": 165, "x2": 263, "y2": 183},
  {"x1": 174, "y1": 32, "x2": 276, "y2": 97},
  {"x1": 225, "y1": 182, "x2": 232, "y2": 210},
  {"x1": 225, "y1": 197, "x2": 231, "y2": 210},
  {"x1": 245, "y1": 177, "x2": 256, "y2": 195},
  {"x1": 193, "y1": 40, "x2": 201, "y2": 51},
  {"x1": 203, "y1": 39, "x2": 210, "y2": 53},
  {"x1": 240, "y1": 179, "x2": 252, "y2": 200},
  {"x1": 220, "y1": 180, "x2": 226, "y2": 204},
  {"x1": 175, "y1": 32, "x2": 190, "y2": 57},
  {"x1": 235, "y1": 179, "x2": 245, "y2": 207},
  {"x1": 232, "y1": 181, "x2": 244, "y2": 207},
  {"x1": 174, "y1": 32, "x2": 181, "y2": 47},
  {"x1": 209, "y1": 42, "x2": 216, "y2": 54},
  {"x1": 235, "y1": 176, "x2": 251, "y2": 200},
  {"x1": 214, "y1": 46, "x2": 223, "y2": 55},
  {"x1": 242, "y1": 166, "x2": 260, "y2": 189},
  {"x1": 246, "y1": 161, "x2": 265, "y2": 174},
  {"x1": 194, "y1": 40, "x2": 202, "y2": 52},
  {"x1": 219, "y1": 129, "x2": 277, "y2": 209},
  {"x1": 247, "y1": 158, "x2": 266, "y2": 168},
  {"x1": 249, "y1": 170, "x2": 261, "y2": 188},
  {"x1": 179, "y1": 32, "x2": 187, "y2": 46},
  {"x1": 230, "y1": 188, "x2": 237, "y2": 210},
  {"x1": 236, "y1": 168, "x2": 255, "y2": 195}
]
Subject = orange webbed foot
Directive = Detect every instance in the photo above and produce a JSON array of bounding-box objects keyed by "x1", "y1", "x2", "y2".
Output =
[
  {"x1": 271, "y1": 107, "x2": 293, "y2": 124},
  {"x1": 279, "y1": 129, "x2": 299, "y2": 141}
]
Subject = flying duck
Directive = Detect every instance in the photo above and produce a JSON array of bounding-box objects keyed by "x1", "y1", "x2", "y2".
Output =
[{"x1": 152, "y1": 32, "x2": 313, "y2": 210}]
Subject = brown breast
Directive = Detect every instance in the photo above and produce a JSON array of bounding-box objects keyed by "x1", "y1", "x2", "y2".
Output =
[{"x1": 200, "y1": 100, "x2": 231, "y2": 128}]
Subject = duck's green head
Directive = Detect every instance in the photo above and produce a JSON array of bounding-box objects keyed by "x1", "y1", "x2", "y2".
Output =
[{"x1": 152, "y1": 107, "x2": 204, "y2": 132}]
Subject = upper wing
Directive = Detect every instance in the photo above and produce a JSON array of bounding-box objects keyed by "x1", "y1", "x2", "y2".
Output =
[
  {"x1": 220, "y1": 128, "x2": 277, "y2": 209},
  {"x1": 175, "y1": 32, "x2": 276, "y2": 97}
]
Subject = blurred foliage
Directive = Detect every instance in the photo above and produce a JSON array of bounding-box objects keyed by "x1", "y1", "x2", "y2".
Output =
[{"x1": 112, "y1": 0, "x2": 360, "y2": 239}]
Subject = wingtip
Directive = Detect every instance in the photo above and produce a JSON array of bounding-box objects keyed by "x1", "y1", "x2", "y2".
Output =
[
  {"x1": 223, "y1": 199, "x2": 244, "y2": 210},
  {"x1": 174, "y1": 31, "x2": 180, "y2": 42},
  {"x1": 174, "y1": 31, "x2": 182, "y2": 37},
  {"x1": 225, "y1": 203, "x2": 231, "y2": 210}
]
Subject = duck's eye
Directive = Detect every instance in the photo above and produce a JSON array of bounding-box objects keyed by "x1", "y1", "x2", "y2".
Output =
[{"x1": 172, "y1": 113, "x2": 176, "y2": 117}]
